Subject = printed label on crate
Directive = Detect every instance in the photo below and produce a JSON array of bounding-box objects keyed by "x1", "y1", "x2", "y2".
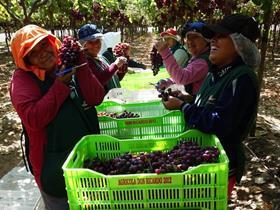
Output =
[
  {"x1": 124, "y1": 119, "x2": 157, "y2": 126},
  {"x1": 118, "y1": 176, "x2": 172, "y2": 186},
  {"x1": 127, "y1": 141, "x2": 169, "y2": 151}
]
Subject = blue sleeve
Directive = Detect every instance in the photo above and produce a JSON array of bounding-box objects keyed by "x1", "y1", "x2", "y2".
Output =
[
  {"x1": 128, "y1": 59, "x2": 146, "y2": 69},
  {"x1": 181, "y1": 74, "x2": 258, "y2": 140}
]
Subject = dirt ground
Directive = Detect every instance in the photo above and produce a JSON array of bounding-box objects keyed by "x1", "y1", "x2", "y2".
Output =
[
  {"x1": 0, "y1": 47, "x2": 22, "y2": 177},
  {"x1": 0, "y1": 34, "x2": 279, "y2": 210}
]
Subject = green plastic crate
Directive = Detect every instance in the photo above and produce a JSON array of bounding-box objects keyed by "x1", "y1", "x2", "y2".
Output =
[
  {"x1": 63, "y1": 129, "x2": 229, "y2": 210},
  {"x1": 96, "y1": 100, "x2": 169, "y2": 117},
  {"x1": 97, "y1": 101, "x2": 185, "y2": 139}
]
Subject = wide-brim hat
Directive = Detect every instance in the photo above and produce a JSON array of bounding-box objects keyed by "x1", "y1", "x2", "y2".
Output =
[
  {"x1": 160, "y1": 28, "x2": 180, "y2": 42},
  {"x1": 78, "y1": 23, "x2": 103, "y2": 41},
  {"x1": 80, "y1": 33, "x2": 103, "y2": 41}
]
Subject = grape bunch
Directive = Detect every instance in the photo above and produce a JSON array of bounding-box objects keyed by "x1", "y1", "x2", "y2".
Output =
[
  {"x1": 158, "y1": 88, "x2": 180, "y2": 101},
  {"x1": 113, "y1": 43, "x2": 130, "y2": 58},
  {"x1": 98, "y1": 110, "x2": 140, "y2": 119},
  {"x1": 92, "y1": 2, "x2": 102, "y2": 13},
  {"x1": 150, "y1": 46, "x2": 163, "y2": 76},
  {"x1": 83, "y1": 140, "x2": 219, "y2": 175},
  {"x1": 154, "y1": 0, "x2": 174, "y2": 9},
  {"x1": 70, "y1": 9, "x2": 84, "y2": 21},
  {"x1": 58, "y1": 35, "x2": 81, "y2": 69}
]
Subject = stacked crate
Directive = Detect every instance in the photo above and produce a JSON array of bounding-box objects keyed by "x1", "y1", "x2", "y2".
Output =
[{"x1": 96, "y1": 101, "x2": 185, "y2": 139}]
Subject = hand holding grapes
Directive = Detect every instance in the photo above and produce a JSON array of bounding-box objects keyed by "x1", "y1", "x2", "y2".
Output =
[
  {"x1": 56, "y1": 69, "x2": 76, "y2": 85},
  {"x1": 162, "y1": 96, "x2": 184, "y2": 110},
  {"x1": 177, "y1": 92, "x2": 194, "y2": 103},
  {"x1": 166, "y1": 89, "x2": 193, "y2": 103},
  {"x1": 114, "y1": 56, "x2": 127, "y2": 68},
  {"x1": 156, "y1": 79, "x2": 169, "y2": 90},
  {"x1": 155, "y1": 39, "x2": 168, "y2": 53},
  {"x1": 56, "y1": 35, "x2": 87, "y2": 78}
]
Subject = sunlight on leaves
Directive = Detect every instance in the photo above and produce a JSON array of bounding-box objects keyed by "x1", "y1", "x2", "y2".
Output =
[{"x1": 267, "y1": 183, "x2": 276, "y2": 189}]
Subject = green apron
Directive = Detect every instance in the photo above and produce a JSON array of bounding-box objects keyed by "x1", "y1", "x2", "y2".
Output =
[
  {"x1": 35, "y1": 75, "x2": 100, "y2": 197},
  {"x1": 195, "y1": 64, "x2": 259, "y2": 181}
]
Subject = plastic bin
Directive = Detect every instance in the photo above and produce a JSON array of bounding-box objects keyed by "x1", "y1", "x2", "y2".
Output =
[
  {"x1": 96, "y1": 100, "x2": 169, "y2": 117},
  {"x1": 63, "y1": 129, "x2": 229, "y2": 210},
  {"x1": 97, "y1": 101, "x2": 185, "y2": 139},
  {"x1": 99, "y1": 110, "x2": 185, "y2": 139}
]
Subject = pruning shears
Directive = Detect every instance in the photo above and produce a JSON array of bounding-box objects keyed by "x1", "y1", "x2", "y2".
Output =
[{"x1": 55, "y1": 62, "x2": 87, "y2": 77}]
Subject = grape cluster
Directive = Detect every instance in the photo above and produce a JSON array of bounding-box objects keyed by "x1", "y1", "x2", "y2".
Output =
[
  {"x1": 158, "y1": 88, "x2": 179, "y2": 101},
  {"x1": 113, "y1": 43, "x2": 130, "y2": 58},
  {"x1": 150, "y1": 46, "x2": 163, "y2": 76},
  {"x1": 92, "y1": 2, "x2": 102, "y2": 13},
  {"x1": 83, "y1": 140, "x2": 219, "y2": 175},
  {"x1": 58, "y1": 35, "x2": 81, "y2": 68},
  {"x1": 155, "y1": 0, "x2": 173, "y2": 8},
  {"x1": 196, "y1": 0, "x2": 236, "y2": 15},
  {"x1": 91, "y1": 2, "x2": 102, "y2": 22},
  {"x1": 98, "y1": 110, "x2": 140, "y2": 119},
  {"x1": 70, "y1": 9, "x2": 84, "y2": 21},
  {"x1": 107, "y1": 9, "x2": 130, "y2": 26}
]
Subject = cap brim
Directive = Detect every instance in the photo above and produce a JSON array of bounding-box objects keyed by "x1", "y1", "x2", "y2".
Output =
[
  {"x1": 80, "y1": 33, "x2": 103, "y2": 41},
  {"x1": 22, "y1": 34, "x2": 49, "y2": 57},
  {"x1": 202, "y1": 24, "x2": 231, "y2": 39},
  {"x1": 161, "y1": 34, "x2": 180, "y2": 42},
  {"x1": 186, "y1": 31, "x2": 203, "y2": 37},
  {"x1": 160, "y1": 31, "x2": 170, "y2": 37}
]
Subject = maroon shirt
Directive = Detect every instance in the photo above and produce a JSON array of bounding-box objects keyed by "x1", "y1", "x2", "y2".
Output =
[
  {"x1": 87, "y1": 56, "x2": 119, "y2": 85},
  {"x1": 9, "y1": 64, "x2": 105, "y2": 189}
]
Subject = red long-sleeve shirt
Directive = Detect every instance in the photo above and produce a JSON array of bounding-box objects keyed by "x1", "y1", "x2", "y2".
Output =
[
  {"x1": 10, "y1": 65, "x2": 105, "y2": 189},
  {"x1": 87, "y1": 56, "x2": 119, "y2": 85}
]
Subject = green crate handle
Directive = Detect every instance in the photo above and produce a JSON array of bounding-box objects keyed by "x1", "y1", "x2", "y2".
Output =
[
  {"x1": 97, "y1": 100, "x2": 162, "y2": 110},
  {"x1": 97, "y1": 100, "x2": 123, "y2": 108},
  {"x1": 98, "y1": 109, "x2": 181, "y2": 122},
  {"x1": 96, "y1": 100, "x2": 166, "y2": 115}
]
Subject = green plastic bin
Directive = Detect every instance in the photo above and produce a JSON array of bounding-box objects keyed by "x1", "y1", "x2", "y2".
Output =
[
  {"x1": 96, "y1": 100, "x2": 169, "y2": 117},
  {"x1": 63, "y1": 129, "x2": 229, "y2": 210},
  {"x1": 97, "y1": 101, "x2": 185, "y2": 139}
]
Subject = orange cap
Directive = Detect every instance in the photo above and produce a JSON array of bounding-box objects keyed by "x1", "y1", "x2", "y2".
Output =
[{"x1": 10, "y1": 24, "x2": 61, "y2": 81}]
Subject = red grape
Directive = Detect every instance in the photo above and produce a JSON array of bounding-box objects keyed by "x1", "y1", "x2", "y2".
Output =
[
  {"x1": 98, "y1": 110, "x2": 140, "y2": 119},
  {"x1": 58, "y1": 35, "x2": 81, "y2": 69},
  {"x1": 150, "y1": 46, "x2": 163, "y2": 76},
  {"x1": 83, "y1": 139, "x2": 220, "y2": 175}
]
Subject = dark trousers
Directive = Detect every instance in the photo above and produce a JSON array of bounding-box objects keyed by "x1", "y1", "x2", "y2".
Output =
[{"x1": 40, "y1": 190, "x2": 69, "y2": 210}]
